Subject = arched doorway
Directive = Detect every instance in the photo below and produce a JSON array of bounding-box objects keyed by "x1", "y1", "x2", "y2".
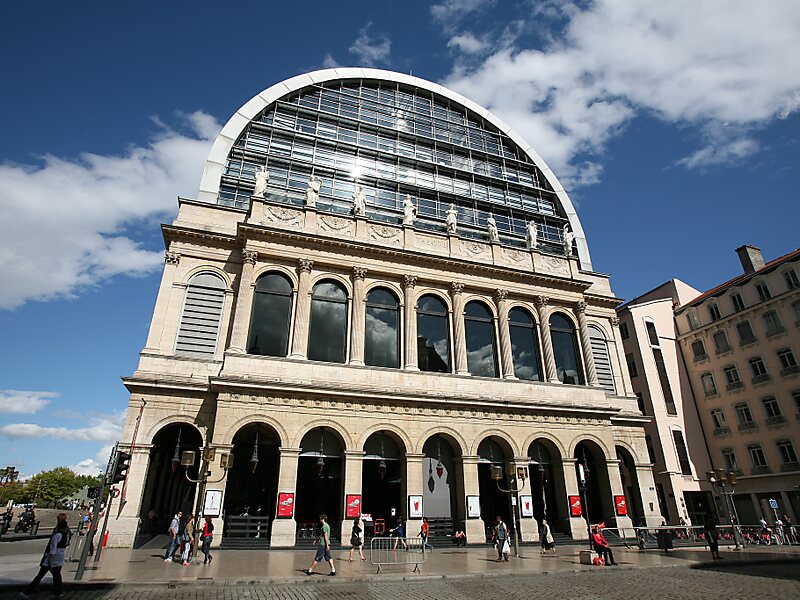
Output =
[
  {"x1": 422, "y1": 434, "x2": 464, "y2": 540},
  {"x1": 222, "y1": 423, "x2": 280, "y2": 544},
  {"x1": 574, "y1": 441, "x2": 614, "y2": 525},
  {"x1": 528, "y1": 439, "x2": 568, "y2": 534},
  {"x1": 295, "y1": 427, "x2": 344, "y2": 541},
  {"x1": 477, "y1": 436, "x2": 513, "y2": 540},
  {"x1": 136, "y1": 423, "x2": 202, "y2": 546},
  {"x1": 616, "y1": 447, "x2": 645, "y2": 526},
  {"x1": 362, "y1": 431, "x2": 405, "y2": 533}
]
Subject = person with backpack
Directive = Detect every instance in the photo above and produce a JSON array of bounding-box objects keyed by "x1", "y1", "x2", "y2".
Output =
[{"x1": 20, "y1": 513, "x2": 71, "y2": 598}]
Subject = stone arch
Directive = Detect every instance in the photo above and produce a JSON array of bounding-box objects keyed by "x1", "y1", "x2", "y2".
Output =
[
  {"x1": 522, "y1": 431, "x2": 567, "y2": 459},
  {"x1": 357, "y1": 422, "x2": 413, "y2": 455},
  {"x1": 364, "y1": 280, "x2": 404, "y2": 305},
  {"x1": 143, "y1": 414, "x2": 204, "y2": 446},
  {"x1": 462, "y1": 294, "x2": 499, "y2": 319},
  {"x1": 252, "y1": 264, "x2": 298, "y2": 289},
  {"x1": 415, "y1": 288, "x2": 453, "y2": 312},
  {"x1": 415, "y1": 425, "x2": 469, "y2": 456},
  {"x1": 568, "y1": 434, "x2": 612, "y2": 461},
  {"x1": 216, "y1": 413, "x2": 289, "y2": 448},
  {"x1": 549, "y1": 309, "x2": 580, "y2": 330},
  {"x1": 182, "y1": 264, "x2": 233, "y2": 290},
  {"x1": 293, "y1": 418, "x2": 353, "y2": 451},
  {"x1": 309, "y1": 272, "x2": 353, "y2": 297},
  {"x1": 471, "y1": 429, "x2": 519, "y2": 457},
  {"x1": 506, "y1": 301, "x2": 540, "y2": 325}
]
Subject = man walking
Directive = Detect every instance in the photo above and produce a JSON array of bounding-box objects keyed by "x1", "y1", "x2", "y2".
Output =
[
  {"x1": 306, "y1": 514, "x2": 336, "y2": 576},
  {"x1": 494, "y1": 516, "x2": 509, "y2": 562},
  {"x1": 163, "y1": 511, "x2": 182, "y2": 561},
  {"x1": 20, "y1": 513, "x2": 71, "y2": 598}
]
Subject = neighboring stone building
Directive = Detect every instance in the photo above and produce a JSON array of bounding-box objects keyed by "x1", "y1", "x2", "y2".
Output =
[
  {"x1": 617, "y1": 280, "x2": 715, "y2": 526},
  {"x1": 674, "y1": 246, "x2": 800, "y2": 524},
  {"x1": 112, "y1": 68, "x2": 659, "y2": 548}
]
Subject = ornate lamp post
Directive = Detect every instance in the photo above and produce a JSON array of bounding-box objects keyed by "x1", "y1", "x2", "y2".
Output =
[
  {"x1": 706, "y1": 469, "x2": 741, "y2": 550},
  {"x1": 577, "y1": 450, "x2": 593, "y2": 550},
  {"x1": 490, "y1": 461, "x2": 527, "y2": 558},
  {"x1": 0, "y1": 466, "x2": 19, "y2": 486}
]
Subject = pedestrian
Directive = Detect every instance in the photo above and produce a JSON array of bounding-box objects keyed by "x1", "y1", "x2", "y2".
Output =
[
  {"x1": 163, "y1": 511, "x2": 181, "y2": 561},
  {"x1": 306, "y1": 514, "x2": 336, "y2": 576},
  {"x1": 591, "y1": 524, "x2": 617, "y2": 565},
  {"x1": 419, "y1": 517, "x2": 434, "y2": 551},
  {"x1": 391, "y1": 517, "x2": 407, "y2": 550},
  {"x1": 200, "y1": 516, "x2": 214, "y2": 564},
  {"x1": 657, "y1": 519, "x2": 673, "y2": 553},
  {"x1": 540, "y1": 519, "x2": 556, "y2": 555},
  {"x1": 20, "y1": 513, "x2": 71, "y2": 598},
  {"x1": 348, "y1": 517, "x2": 366, "y2": 561},
  {"x1": 704, "y1": 520, "x2": 723, "y2": 560},
  {"x1": 453, "y1": 525, "x2": 467, "y2": 547},
  {"x1": 774, "y1": 518, "x2": 785, "y2": 545},
  {"x1": 783, "y1": 515, "x2": 797, "y2": 545},
  {"x1": 180, "y1": 513, "x2": 195, "y2": 566},
  {"x1": 494, "y1": 516, "x2": 510, "y2": 562}
]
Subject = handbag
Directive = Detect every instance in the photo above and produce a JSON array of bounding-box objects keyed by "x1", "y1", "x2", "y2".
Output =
[{"x1": 501, "y1": 539, "x2": 510, "y2": 555}]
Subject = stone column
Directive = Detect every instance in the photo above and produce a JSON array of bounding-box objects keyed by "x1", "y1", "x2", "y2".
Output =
[
  {"x1": 494, "y1": 289, "x2": 516, "y2": 379},
  {"x1": 606, "y1": 459, "x2": 634, "y2": 536},
  {"x1": 289, "y1": 259, "x2": 314, "y2": 359},
  {"x1": 514, "y1": 457, "x2": 536, "y2": 542},
  {"x1": 271, "y1": 447, "x2": 301, "y2": 547},
  {"x1": 609, "y1": 317, "x2": 632, "y2": 395},
  {"x1": 461, "y1": 455, "x2": 485, "y2": 544},
  {"x1": 575, "y1": 301, "x2": 601, "y2": 387},
  {"x1": 402, "y1": 275, "x2": 419, "y2": 370},
  {"x1": 227, "y1": 249, "x2": 258, "y2": 353},
  {"x1": 405, "y1": 453, "x2": 425, "y2": 537},
  {"x1": 451, "y1": 282, "x2": 469, "y2": 375},
  {"x1": 349, "y1": 267, "x2": 368, "y2": 366},
  {"x1": 143, "y1": 251, "x2": 181, "y2": 352},
  {"x1": 562, "y1": 457, "x2": 589, "y2": 540},
  {"x1": 634, "y1": 464, "x2": 663, "y2": 527},
  {"x1": 341, "y1": 450, "x2": 365, "y2": 541},
  {"x1": 535, "y1": 296, "x2": 560, "y2": 383}
]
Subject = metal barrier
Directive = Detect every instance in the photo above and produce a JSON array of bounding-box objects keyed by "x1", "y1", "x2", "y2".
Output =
[
  {"x1": 369, "y1": 536, "x2": 427, "y2": 574},
  {"x1": 601, "y1": 524, "x2": 800, "y2": 549}
]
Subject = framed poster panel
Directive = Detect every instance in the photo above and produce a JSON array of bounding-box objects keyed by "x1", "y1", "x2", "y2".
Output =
[
  {"x1": 614, "y1": 495, "x2": 628, "y2": 516},
  {"x1": 520, "y1": 495, "x2": 534, "y2": 518},
  {"x1": 203, "y1": 489, "x2": 222, "y2": 517},
  {"x1": 569, "y1": 495, "x2": 583, "y2": 517},
  {"x1": 346, "y1": 494, "x2": 362, "y2": 519},
  {"x1": 276, "y1": 492, "x2": 295, "y2": 518},
  {"x1": 408, "y1": 495, "x2": 423, "y2": 519},
  {"x1": 466, "y1": 495, "x2": 481, "y2": 519}
]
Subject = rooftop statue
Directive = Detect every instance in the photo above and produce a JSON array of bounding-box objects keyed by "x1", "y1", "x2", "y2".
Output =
[
  {"x1": 526, "y1": 221, "x2": 539, "y2": 250},
  {"x1": 487, "y1": 215, "x2": 499, "y2": 243},
  {"x1": 446, "y1": 204, "x2": 457, "y2": 234},
  {"x1": 353, "y1": 186, "x2": 367, "y2": 216},
  {"x1": 563, "y1": 224, "x2": 576, "y2": 256},
  {"x1": 253, "y1": 165, "x2": 269, "y2": 198},
  {"x1": 306, "y1": 176, "x2": 321, "y2": 207},
  {"x1": 402, "y1": 194, "x2": 417, "y2": 226}
]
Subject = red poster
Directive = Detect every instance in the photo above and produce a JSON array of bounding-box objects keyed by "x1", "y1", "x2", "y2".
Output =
[
  {"x1": 276, "y1": 492, "x2": 294, "y2": 518},
  {"x1": 569, "y1": 495, "x2": 583, "y2": 517},
  {"x1": 345, "y1": 494, "x2": 361, "y2": 519},
  {"x1": 614, "y1": 495, "x2": 628, "y2": 516}
]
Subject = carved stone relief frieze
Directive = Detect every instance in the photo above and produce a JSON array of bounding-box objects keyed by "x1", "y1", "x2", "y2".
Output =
[
  {"x1": 501, "y1": 247, "x2": 529, "y2": 266},
  {"x1": 319, "y1": 214, "x2": 355, "y2": 237},
  {"x1": 415, "y1": 234, "x2": 449, "y2": 252},
  {"x1": 369, "y1": 224, "x2": 402, "y2": 247},
  {"x1": 264, "y1": 205, "x2": 303, "y2": 227},
  {"x1": 538, "y1": 255, "x2": 570, "y2": 276},
  {"x1": 459, "y1": 239, "x2": 491, "y2": 260}
]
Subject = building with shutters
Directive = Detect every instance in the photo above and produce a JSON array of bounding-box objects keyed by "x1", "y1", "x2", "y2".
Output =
[{"x1": 112, "y1": 68, "x2": 660, "y2": 549}]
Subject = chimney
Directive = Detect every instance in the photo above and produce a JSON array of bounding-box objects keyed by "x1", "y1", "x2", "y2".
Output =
[{"x1": 735, "y1": 244, "x2": 765, "y2": 274}]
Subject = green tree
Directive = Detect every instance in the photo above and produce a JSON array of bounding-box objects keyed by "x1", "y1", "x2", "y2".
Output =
[{"x1": 24, "y1": 467, "x2": 87, "y2": 507}]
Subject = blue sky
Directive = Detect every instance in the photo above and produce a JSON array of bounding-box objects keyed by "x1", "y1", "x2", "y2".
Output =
[{"x1": 1, "y1": 0, "x2": 799, "y2": 476}]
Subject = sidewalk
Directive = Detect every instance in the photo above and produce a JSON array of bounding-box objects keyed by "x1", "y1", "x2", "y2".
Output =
[{"x1": 2, "y1": 541, "x2": 800, "y2": 588}]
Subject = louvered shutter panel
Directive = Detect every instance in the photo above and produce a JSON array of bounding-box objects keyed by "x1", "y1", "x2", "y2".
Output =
[{"x1": 175, "y1": 272, "x2": 225, "y2": 358}]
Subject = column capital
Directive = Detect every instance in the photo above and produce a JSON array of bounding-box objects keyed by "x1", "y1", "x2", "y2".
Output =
[
  {"x1": 610, "y1": 316, "x2": 620, "y2": 326},
  {"x1": 242, "y1": 249, "x2": 258, "y2": 266},
  {"x1": 165, "y1": 250, "x2": 181, "y2": 265},
  {"x1": 402, "y1": 274, "x2": 418, "y2": 289},
  {"x1": 450, "y1": 281, "x2": 465, "y2": 295},
  {"x1": 461, "y1": 455, "x2": 480, "y2": 465},
  {"x1": 297, "y1": 258, "x2": 314, "y2": 273},
  {"x1": 406, "y1": 453, "x2": 426, "y2": 461},
  {"x1": 575, "y1": 300, "x2": 588, "y2": 314},
  {"x1": 345, "y1": 450, "x2": 367, "y2": 459},
  {"x1": 278, "y1": 447, "x2": 303, "y2": 457},
  {"x1": 535, "y1": 295, "x2": 550, "y2": 309},
  {"x1": 494, "y1": 288, "x2": 509, "y2": 302},
  {"x1": 352, "y1": 266, "x2": 368, "y2": 280}
]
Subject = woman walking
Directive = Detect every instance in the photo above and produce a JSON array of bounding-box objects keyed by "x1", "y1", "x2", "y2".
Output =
[
  {"x1": 200, "y1": 516, "x2": 214, "y2": 564},
  {"x1": 704, "y1": 520, "x2": 723, "y2": 560},
  {"x1": 348, "y1": 517, "x2": 366, "y2": 561},
  {"x1": 181, "y1": 513, "x2": 195, "y2": 566},
  {"x1": 20, "y1": 513, "x2": 71, "y2": 598},
  {"x1": 540, "y1": 519, "x2": 556, "y2": 555}
]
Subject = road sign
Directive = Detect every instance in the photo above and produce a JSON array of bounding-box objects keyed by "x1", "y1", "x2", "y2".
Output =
[{"x1": 769, "y1": 498, "x2": 778, "y2": 509}]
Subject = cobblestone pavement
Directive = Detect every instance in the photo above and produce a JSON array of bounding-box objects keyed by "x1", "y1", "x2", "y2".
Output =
[{"x1": 2, "y1": 563, "x2": 799, "y2": 600}]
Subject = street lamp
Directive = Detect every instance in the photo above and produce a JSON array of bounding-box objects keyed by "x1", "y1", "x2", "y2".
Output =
[
  {"x1": 490, "y1": 462, "x2": 527, "y2": 558},
  {"x1": 182, "y1": 445, "x2": 233, "y2": 562},
  {"x1": 577, "y1": 451, "x2": 593, "y2": 550},
  {"x1": 0, "y1": 466, "x2": 19, "y2": 486},
  {"x1": 706, "y1": 469, "x2": 741, "y2": 550}
]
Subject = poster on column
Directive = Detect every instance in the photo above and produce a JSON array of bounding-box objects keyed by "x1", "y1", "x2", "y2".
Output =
[
  {"x1": 276, "y1": 492, "x2": 295, "y2": 518},
  {"x1": 203, "y1": 490, "x2": 222, "y2": 517},
  {"x1": 520, "y1": 495, "x2": 533, "y2": 518},
  {"x1": 569, "y1": 495, "x2": 583, "y2": 517},
  {"x1": 467, "y1": 495, "x2": 481, "y2": 519},
  {"x1": 346, "y1": 494, "x2": 361, "y2": 519},
  {"x1": 408, "y1": 495, "x2": 423, "y2": 519},
  {"x1": 614, "y1": 495, "x2": 628, "y2": 516}
]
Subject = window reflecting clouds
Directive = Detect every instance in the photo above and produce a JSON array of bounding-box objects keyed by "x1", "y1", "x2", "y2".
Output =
[
  {"x1": 248, "y1": 272, "x2": 293, "y2": 357},
  {"x1": 417, "y1": 295, "x2": 451, "y2": 372},
  {"x1": 308, "y1": 280, "x2": 348, "y2": 363},
  {"x1": 509, "y1": 307, "x2": 542, "y2": 381},
  {"x1": 365, "y1": 288, "x2": 400, "y2": 368},
  {"x1": 464, "y1": 301, "x2": 499, "y2": 378},
  {"x1": 549, "y1": 313, "x2": 584, "y2": 385}
]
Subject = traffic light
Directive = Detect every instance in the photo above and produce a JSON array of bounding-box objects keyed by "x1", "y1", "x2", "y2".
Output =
[{"x1": 112, "y1": 451, "x2": 132, "y2": 484}]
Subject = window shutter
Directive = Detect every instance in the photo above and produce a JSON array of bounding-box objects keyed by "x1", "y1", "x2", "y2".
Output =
[{"x1": 175, "y1": 272, "x2": 225, "y2": 358}]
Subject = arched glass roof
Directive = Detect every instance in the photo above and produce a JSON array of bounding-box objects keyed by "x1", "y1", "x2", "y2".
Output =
[{"x1": 198, "y1": 68, "x2": 592, "y2": 269}]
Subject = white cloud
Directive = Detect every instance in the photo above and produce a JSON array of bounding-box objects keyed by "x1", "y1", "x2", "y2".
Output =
[
  {"x1": 447, "y1": 32, "x2": 490, "y2": 54},
  {"x1": 321, "y1": 53, "x2": 341, "y2": 68},
  {"x1": 0, "y1": 412, "x2": 123, "y2": 442},
  {"x1": 348, "y1": 23, "x2": 391, "y2": 67},
  {"x1": 0, "y1": 111, "x2": 219, "y2": 309},
  {"x1": 676, "y1": 137, "x2": 760, "y2": 171},
  {"x1": 71, "y1": 445, "x2": 114, "y2": 476},
  {"x1": 0, "y1": 390, "x2": 57, "y2": 414},
  {"x1": 442, "y1": 0, "x2": 800, "y2": 187},
  {"x1": 431, "y1": 0, "x2": 496, "y2": 29}
]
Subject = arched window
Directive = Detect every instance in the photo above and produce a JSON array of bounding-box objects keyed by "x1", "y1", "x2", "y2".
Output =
[
  {"x1": 589, "y1": 325, "x2": 616, "y2": 393},
  {"x1": 464, "y1": 301, "x2": 499, "y2": 377},
  {"x1": 549, "y1": 312, "x2": 585, "y2": 385},
  {"x1": 308, "y1": 280, "x2": 348, "y2": 363},
  {"x1": 247, "y1": 272, "x2": 293, "y2": 357},
  {"x1": 365, "y1": 287, "x2": 400, "y2": 368},
  {"x1": 509, "y1": 307, "x2": 542, "y2": 381},
  {"x1": 175, "y1": 271, "x2": 225, "y2": 358},
  {"x1": 416, "y1": 294, "x2": 451, "y2": 372}
]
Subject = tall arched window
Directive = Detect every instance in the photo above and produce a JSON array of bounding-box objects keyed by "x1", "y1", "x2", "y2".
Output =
[
  {"x1": 308, "y1": 280, "x2": 348, "y2": 363},
  {"x1": 464, "y1": 301, "x2": 499, "y2": 378},
  {"x1": 549, "y1": 312, "x2": 585, "y2": 385},
  {"x1": 508, "y1": 307, "x2": 542, "y2": 381},
  {"x1": 175, "y1": 271, "x2": 225, "y2": 358},
  {"x1": 365, "y1": 287, "x2": 400, "y2": 368},
  {"x1": 588, "y1": 325, "x2": 616, "y2": 394},
  {"x1": 247, "y1": 272, "x2": 293, "y2": 357},
  {"x1": 416, "y1": 294, "x2": 451, "y2": 372}
]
